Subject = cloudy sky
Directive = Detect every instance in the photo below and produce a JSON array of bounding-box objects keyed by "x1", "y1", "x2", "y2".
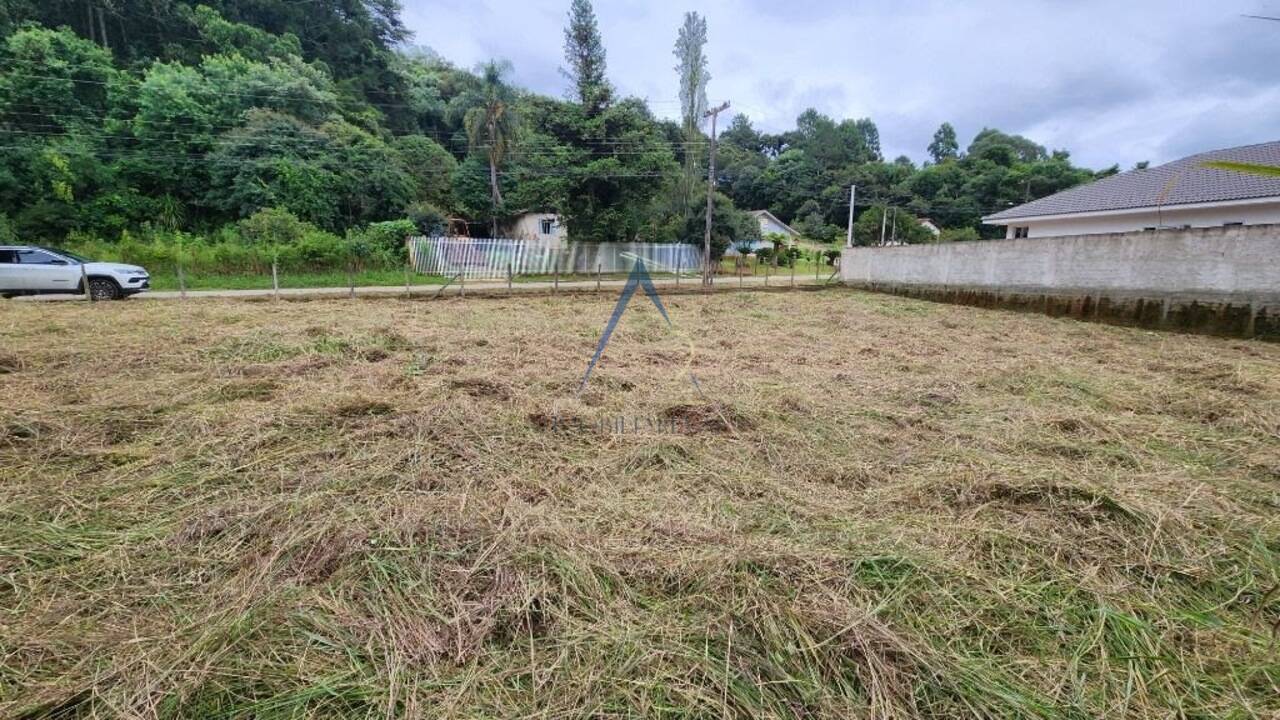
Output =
[{"x1": 400, "y1": 1, "x2": 1280, "y2": 170}]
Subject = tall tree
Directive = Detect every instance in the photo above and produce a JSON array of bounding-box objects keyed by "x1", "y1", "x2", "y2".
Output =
[
  {"x1": 854, "y1": 118, "x2": 881, "y2": 161},
  {"x1": 561, "y1": 0, "x2": 611, "y2": 115},
  {"x1": 673, "y1": 11, "x2": 709, "y2": 217},
  {"x1": 928, "y1": 122, "x2": 959, "y2": 163},
  {"x1": 462, "y1": 61, "x2": 518, "y2": 235}
]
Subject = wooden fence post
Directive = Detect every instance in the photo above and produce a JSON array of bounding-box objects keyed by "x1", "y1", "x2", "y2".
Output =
[
  {"x1": 177, "y1": 261, "x2": 186, "y2": 300},
  {"x1": 596, "y1": 263, "x2": 601, "y2": 292},
  {"x1": 81, "y1": 262, "x2": 92, "y2": 302},
  {"x1": 271, "y1": 260, "x2": 279, "y2": 298}
]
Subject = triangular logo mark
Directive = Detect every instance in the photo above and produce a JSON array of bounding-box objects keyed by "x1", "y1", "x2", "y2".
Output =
[{"x1": 577, "y1": 260, "x2": 702, "y2": 396}]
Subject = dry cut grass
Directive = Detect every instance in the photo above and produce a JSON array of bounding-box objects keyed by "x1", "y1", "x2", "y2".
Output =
[{"x1": 1, "y1": 288, "x2": 1278, "y2": 719}]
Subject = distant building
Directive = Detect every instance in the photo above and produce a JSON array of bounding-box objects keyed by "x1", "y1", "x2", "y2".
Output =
[
  {"x1": 727, "y1": 210, "x2": 799, "y2": 256},
  {"x1": 505, "y1": 212, "x2": 566, "y2": 243},
  {"x1": 983, "y1": 141, "x2": 1280, "y2": 239},
  {"x1": 749, "y1": 210, "x2": 800, "y2": 241}
]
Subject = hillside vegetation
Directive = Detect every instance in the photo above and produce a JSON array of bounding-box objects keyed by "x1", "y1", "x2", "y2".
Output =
[{"x1": 1, "y1": 1, "x2": 1109, "y2": 276}]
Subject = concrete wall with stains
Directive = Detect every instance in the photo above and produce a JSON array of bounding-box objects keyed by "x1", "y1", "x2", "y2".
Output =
[{"x1": 840, "y1": 225, "x2": 1279, "y2": 339}]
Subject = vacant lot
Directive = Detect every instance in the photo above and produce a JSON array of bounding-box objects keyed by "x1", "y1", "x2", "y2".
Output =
[{"x1": 2, "y1": 289, "x2": 1278, "y2": 719}]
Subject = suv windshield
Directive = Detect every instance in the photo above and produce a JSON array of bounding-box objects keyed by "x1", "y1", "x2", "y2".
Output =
[{"x1": 41, "y1": 247, "x2": 91, "y2": 263}]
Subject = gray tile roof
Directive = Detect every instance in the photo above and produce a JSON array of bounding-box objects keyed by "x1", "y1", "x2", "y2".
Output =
[{"x1": 984, "y1": 140, "x2": 1280, "y2": 222}]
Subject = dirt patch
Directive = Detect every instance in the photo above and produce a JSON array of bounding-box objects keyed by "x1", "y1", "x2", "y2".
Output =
[
  {"x1": 283, "y1": 530, "x2": 369, "y2": 584},
  {"x1": 2, "y1": 418, "x2": 50, "y2": 445},
  {"x1": 333, "y1": 399, "x2": 395, "y2": 418},
  {"x1": 659, "y1": 402, "x2": 754, "y2": 434},
  {"x1": 949, "y1": 480, "x2": 1141, "y2": 525},
  {"x1": 449, "y1": 377, "x2": 511, "y2": 400},
  {"x1": 0, "y1": 353, "x2": 23, "y2": 374}
]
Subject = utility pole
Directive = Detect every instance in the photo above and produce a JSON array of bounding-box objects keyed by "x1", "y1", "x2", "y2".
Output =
[
  {"x1": 889, "y1": 207, "x2": 897, "y2": 245},
  {"x1": 878, "y1": 205, "x2": 888, "y2": 246},
  {"x1": 702, "y1": 101, "x2": 730, "y2": 286},
  {"x1": 845, "y1": 185, "x2": 856, "y2": 248}
]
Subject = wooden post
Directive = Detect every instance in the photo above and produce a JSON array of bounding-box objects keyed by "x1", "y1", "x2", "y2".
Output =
[
  {"x1": 596, "y1": 263, "x2": 601, "y2": 292},
  {"x1": 702, "y1": 101, "x2": 730, "y2": 287},
  {"x1": 404, "y1": 264, "x2": 410, "y2": 299},
  {"x1": 815, "y1": 251, "x2": 820, "y2": 282},
  {"x1": 676, "y1": 255, "x2": 681, "y2": 286},
  {"x1": 271, "y1": 260, "x2": 279, "y2": 298},
  {"x1": 347, "y1": 262, "x2": 355, "y2": 299},
  {"x1": 177, "y1": 261, "x2": 186, "y2": 300},
  {"x1": 81, "y1": 262, "x2": 92, "y2": 302},
  {"x1": 554, "y1": 265, "x2": 559, "y2": 293},
  {"x1": 507, "y1": 262, "x2": 513, "y2": 291}
]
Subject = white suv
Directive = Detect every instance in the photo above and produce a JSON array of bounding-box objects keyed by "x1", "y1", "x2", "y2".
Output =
[{"x1": 0, "y1": 246, "x2": 150, "y2": 300}]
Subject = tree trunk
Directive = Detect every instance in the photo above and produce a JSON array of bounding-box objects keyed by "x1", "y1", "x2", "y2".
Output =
[{"x1": 488, "y1": 153, "x2": 502, "y2": 237}]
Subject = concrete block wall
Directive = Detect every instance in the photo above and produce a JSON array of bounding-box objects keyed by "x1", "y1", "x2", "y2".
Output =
[{"x1": 839, "y1": 225, "x2": 1280, "y2": 339}]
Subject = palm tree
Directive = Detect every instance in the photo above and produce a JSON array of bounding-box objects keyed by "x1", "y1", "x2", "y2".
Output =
[{"x1": 463, "y1": 61, "x2": 517, "y2": 236}]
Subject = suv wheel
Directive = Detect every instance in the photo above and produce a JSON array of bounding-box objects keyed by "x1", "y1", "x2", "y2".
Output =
[{"x1": 88, "y1": 277, "x2": 121, "y2": 301}]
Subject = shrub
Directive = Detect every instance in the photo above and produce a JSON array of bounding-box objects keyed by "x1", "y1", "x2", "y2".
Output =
[
  {"x1": 823, "y1": 249, "x2": 841, "y2": 266},
  {"x1": 406, "y1": 202, "x2": 448, "y2": 236},
  {"x1": 238, "y1": 207, "x2": 313, "y2": 245},
  {"x1": 938, "y1": 227, "x2": 981, "y2": 243},
  {"x1": 348, "y1": 219, "x2": 416, "y2": 259}
]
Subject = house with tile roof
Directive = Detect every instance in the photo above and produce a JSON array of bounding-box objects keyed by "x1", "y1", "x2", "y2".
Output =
[
  {"x1": 983, "y1": 141, "x2": 1280, "y2": 239},
  {"x1": 726, "y1": 210, "x2": 800, "y2": 255}
]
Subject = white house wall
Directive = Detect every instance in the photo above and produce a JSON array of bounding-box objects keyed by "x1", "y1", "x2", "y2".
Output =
[
  {"x1": 1004, "y1": 201, "x2": 1280, "y2": 238},
  {"x1": 758, "y1": 218, "x2": 795, "y2": 237},
  {"x1": 507, "y1": 213, "x2": 566, "y2": 244}
]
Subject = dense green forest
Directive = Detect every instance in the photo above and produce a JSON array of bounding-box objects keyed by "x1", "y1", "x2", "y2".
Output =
[{"x1": 0, "y1": 0, "x2": 1116, "y2": 273}]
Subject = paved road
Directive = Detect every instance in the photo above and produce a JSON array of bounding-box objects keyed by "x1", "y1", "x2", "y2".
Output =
[{"x1": 17, "y1": 273, "x2": 836, "y2": 302}]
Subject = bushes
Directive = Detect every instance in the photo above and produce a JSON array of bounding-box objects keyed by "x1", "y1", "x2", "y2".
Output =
[
  {"x1": 406, "y1": 202, "x2": 448, "y2": 236},
  {"x1": 938, "y1": 227, "x2": 980, "y2": 243},
  {"x1": 60, "y1": 209, "x2": 418, "y2": 276},
  {"x1": 754, "y1": 245, "x2": 803, "y2": 267},
  {"x1": 238, "y1": 207, "x2": 312, "y2": 245}
]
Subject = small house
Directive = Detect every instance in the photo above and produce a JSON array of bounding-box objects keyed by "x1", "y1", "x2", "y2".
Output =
[
  {"x1": 727, "y1": 210, "x2": 800, "y2": 255},
  {"x1": 506, "y1": 212, "x2": 566, "y2": 244}
]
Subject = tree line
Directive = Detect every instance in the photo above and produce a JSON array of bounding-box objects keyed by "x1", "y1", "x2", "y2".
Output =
[{"x1": 0, "y1": 0, "x2": 1116, "y2": 267}]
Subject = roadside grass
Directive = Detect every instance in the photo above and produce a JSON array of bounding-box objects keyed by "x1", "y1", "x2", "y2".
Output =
[
  {"x1": 1, "y1": 289, "x2": 1277, "y2": 718},
  {"x1": 147, "y1": 269, "x2": 717, "y2": 291},
  {"x1": 146, "y1": 269, "x2": 449, "y2": 291}
]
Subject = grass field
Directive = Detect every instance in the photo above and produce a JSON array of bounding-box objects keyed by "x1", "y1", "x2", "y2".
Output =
[{"x1": 1, "y1": 288, "x2": 1278, "y2": 718}]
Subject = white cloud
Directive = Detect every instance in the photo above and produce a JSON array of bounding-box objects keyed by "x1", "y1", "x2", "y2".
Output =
[{"x1": 400, "y1": 0, "x2": 1280, "y2": 169}]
